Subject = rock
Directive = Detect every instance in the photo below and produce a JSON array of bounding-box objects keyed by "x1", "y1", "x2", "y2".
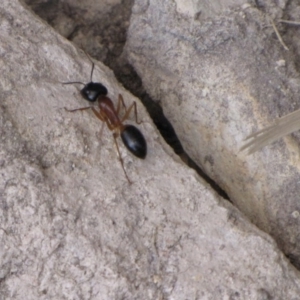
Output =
[
  {"x1": 174, "y1": 0, "x2": 245, "y2": 19},
  {"x1": 125, "y1": 0, "x2": 300, "y2": 266},
  {"x1": 1, "y1": 0, "x2": 300, "y2": 299}
]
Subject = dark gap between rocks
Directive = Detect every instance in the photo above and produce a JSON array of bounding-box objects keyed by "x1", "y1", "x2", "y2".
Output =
[{"x1": 24, "y1": 0, "x2": 229, "y2": 200}]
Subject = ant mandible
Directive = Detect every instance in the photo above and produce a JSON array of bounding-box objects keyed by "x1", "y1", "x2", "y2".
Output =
[{"x1": 63, "y1": 53, "x2": 147, "y2": 184}]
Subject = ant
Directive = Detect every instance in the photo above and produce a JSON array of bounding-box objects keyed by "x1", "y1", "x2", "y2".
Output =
[{"x1": 63, "y1": 54, "x2": 147, "y2": 184}]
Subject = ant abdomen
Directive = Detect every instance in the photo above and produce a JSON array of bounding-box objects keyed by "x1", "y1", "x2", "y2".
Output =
[{"x1": 121, "y1": 125, "x2": 147, "y2": 159}]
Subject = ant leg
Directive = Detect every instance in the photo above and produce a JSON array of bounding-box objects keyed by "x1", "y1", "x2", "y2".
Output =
[
  {"x1": 99, "y1": 120, "x2": 105, "y2": 140},
  {"x1": 94, "y1": 120, "x2": 106, "y2": 153},
  {"x1": 119, "y1": 96, "x2": 142, "y2": 124},
  {"x1": 64, "y1": 106, "x2": 92, "y2": 113},
  {"x1": 116, "y1": 94, "x2": 127, "y2": 115},
  {"x1": 90, "y1": 107, "x2": 105, "y2": 121},
  {"x1": 91, "y1": 106, "x2": 131, "y2": 183},
  {"x1": 91, "y1": 107, "x2": 117, "y2": 131},
  {"x1": 91, "y1": 107, "x2": 112, "y2": 129},
  {"x1": 130, "y1": 101, "x2": 142, "y2": 124},
  {"x1": 112, "y1": 132, "x2": 132, "y2": 184}
]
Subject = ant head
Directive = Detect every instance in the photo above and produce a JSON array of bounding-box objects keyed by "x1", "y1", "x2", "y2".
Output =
[{"x1": 80, "y1": 82, "x2": 108, "y2": 102}]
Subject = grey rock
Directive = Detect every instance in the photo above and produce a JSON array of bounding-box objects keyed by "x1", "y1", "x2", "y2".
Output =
[
  {"x1": 125, "y1": 0, "x2": 300, "y2": 266},
  {"x1": 1, "y1": 0, "x2": 300, "y2": 299}
]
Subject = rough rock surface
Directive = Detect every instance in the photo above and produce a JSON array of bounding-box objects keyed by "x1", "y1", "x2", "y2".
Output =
[
  {"x1": 174, "y1": 0, "x2": 245, "y2": 18},
  {"x1": 2, "y1": 0, "x2": 300, "y2": 299},
  {"x1": 24, "y1": 0, "x2": 132, "y2": 64},
  {"x1": 126, "y1": 0, "x2": 300, "y2": 266}
]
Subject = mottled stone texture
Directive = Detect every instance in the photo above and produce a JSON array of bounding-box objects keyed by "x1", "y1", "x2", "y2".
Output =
[
  {"x1": 1, "y1": 0, "x2": 300, "y2": 299},
  {"x1": 174, "y1": 0, "x2": 245, "y2": 18},
  {"x1": 125, "y1": 0, "x2": 300, "y2": 266}
]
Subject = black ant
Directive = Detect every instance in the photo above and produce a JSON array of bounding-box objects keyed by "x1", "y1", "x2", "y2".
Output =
[
  {"x1": 63, "y1": 54, "x2": 147, "y2": 184},
  {"x1": 63, "y1": 59, "x2": 108, "y2": 102}
]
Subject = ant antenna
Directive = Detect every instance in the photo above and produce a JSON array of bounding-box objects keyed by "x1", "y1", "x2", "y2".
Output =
[
  {"x1": 63, "y1": 81, "x2": 85, "y2": 86},
  {"x1": 82, "y1": 50, "x2": 95, "y2": 82},
  {"x1": 90, "y1": 62, "x2": 95, "y2": 82},
  {"x1": 62, "y1": 49, "x2": 95, "y2": 86}
]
